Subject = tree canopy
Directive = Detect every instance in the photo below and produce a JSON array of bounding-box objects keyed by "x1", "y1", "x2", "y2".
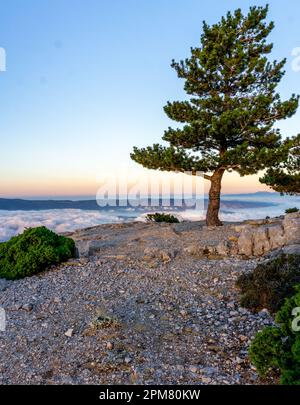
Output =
[
  {"x1": 131, "y1": 5, "x2": 299, "y2": 225},
  {"x1": 260, "y1": 134, "x2": 300, "y2": 194}
]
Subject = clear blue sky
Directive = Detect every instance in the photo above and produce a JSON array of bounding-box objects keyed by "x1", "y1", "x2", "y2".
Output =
[{"x1": 0, "y1": 0, "x2": 299, "y2": 197}]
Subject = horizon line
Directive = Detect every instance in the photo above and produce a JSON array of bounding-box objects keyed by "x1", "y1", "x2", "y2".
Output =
[{"x1": 0, "y1": 191, "x2": 282, "y2": 201}]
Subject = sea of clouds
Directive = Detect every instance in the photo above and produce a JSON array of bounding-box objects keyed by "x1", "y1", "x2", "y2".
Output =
[
  {"x1": 0, "y1": 209, "x2": 124, "y2": 242},
  {"x1": 0, "y1": 193, "x2": 299, "y2": 242}
]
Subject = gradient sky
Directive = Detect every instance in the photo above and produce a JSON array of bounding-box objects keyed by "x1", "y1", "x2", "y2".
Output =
[{"x1": 0, "y1": 0, "x2": 299, "y2": 198}]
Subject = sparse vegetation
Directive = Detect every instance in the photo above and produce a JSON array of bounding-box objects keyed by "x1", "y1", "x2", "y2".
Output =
[
  {"x1": 0, "y1": 226, "x2": 75, "y2": 280},
  {"x1": 285, "y1": 207, "x2": 299, "y2": 214},
  {"x1": 249, "y1": 286, "x2": 300, "y2": 384},
  {"x1": 236, "y1": 254, "x2": 300, "y2": 313},
  {"x1": 146, "y1": 213, "x2": 180, "y2": 223}
]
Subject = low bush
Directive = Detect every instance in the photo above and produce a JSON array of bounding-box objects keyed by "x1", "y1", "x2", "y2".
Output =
[
  {"x1": 146, "y1": 213, "x2": 180, "y2": 223},
  {"x1": 285, "y1": 207, "x2": 299, "y2": 214},
  {"x1": 236, "y1": 254, "x2": 300, "y2": 313},
  {"x1": 249, "y1": 286, "x2": 300, "y2": 384},
  {"x1": 0, "y1": 226, "x2": 76, "y2": 280}
]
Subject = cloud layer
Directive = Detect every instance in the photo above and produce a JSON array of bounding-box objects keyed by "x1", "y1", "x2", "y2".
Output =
[
  {"x1": 0, "y1": 193, "x2": 299, "y2": 242},
  {"x1": 0, "y1": 209, "x2": 123, "y2": 242}
]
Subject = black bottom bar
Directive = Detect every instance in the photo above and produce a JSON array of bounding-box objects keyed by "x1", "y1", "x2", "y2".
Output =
[{"x1": 0, "y1": 385, "x2": 298, "y2": 403}]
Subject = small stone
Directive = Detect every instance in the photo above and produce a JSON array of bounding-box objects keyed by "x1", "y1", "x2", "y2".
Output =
[
  {"x1": 200, "y1": 366, "x2": 217, "y2": 376},
  {"x1": 161, "y1": 251, "x2": 171, "y2": 263},
  {"x1": 259, "y1": 308, "x2": 269, "y2": 316},
  {"x1": 124, "y1": 356, "x2": 132, "y2": 364},
  {"x1": 180, "y1": 310, "x2": 188, "y2": 317},
  {"x1": 229, "y1": 311, "x2": 239, "y2": 317},
  {"x1": 79, "y1": 258, "x2": 89, "y2": 265},
  {"x1": 106, "y1": 342, "x2": 114, "y2": 350},
  {"x1": 65, "y1": 329, "x2": 73, "y2": 337},
  {"x1": 189, "y1": 366, "x2": 198, "y2": 373},
  {"x1": 202, "y1": 377, "x2": 212, "y2": 384},
  {"x1": 22, "y1": 303, "x2": 33, "y2": 312},
  {"x1": 239, "y1": 335, "x2": 248, "y2": 342}
]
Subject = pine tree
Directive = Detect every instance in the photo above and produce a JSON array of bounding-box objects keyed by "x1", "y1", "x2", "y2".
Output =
[
  {"x1": 260, "y1": 134, "x2": 300, "y2": 194},
  {"x1": 130, "y1": 5, "x2": 299, "y2": 226}
]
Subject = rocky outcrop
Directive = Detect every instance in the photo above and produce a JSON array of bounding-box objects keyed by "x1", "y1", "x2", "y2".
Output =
[
  {"x1": 179, "y1": 213, "x2": 300, "y2": 259},
  {"x1": 70, "y1": 213, "x2": 300, "y2": 261},
  {"x1": 283, "y1": 212, "x2": 300, "y2": 244},
  {"x1": 235, "y1": 212, "x2": 300, "y2": 257}
]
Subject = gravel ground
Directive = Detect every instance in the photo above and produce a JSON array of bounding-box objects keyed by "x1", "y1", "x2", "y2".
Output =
[{"x1": 0, "y1": 222, "x2": 277, "y2": 385}]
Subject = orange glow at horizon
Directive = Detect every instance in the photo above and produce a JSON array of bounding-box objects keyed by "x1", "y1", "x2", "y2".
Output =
[{"x1": 0, "y1": 169, "x2": 271, "y2": 198}]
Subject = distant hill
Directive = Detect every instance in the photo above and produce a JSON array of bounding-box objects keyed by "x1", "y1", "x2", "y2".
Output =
[
  {"x1": 0, "y1": 198, "x2": 101, "y2": 211},
  {"x1": 0, "y1": 197, "x2": 277, "y2": 211},
  {"x1": 222, "y1": 191, "x2": 278, "y2": 197}
]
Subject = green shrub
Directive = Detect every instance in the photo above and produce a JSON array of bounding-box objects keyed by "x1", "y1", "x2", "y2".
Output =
[
  {"x1": 0, "y1": 226, "x2": 76, "y2": 280},
  {"x1": 249, "y1": 286, "x2": 300, "y2": 384},
  {"x1": 285, "y1": 207, "x2": 299, "y2": 214},
  {"x1": 146, "y1": 213, "x2": 180, "y2": 223},
  {"x1": 236, "y1": 254, "x2": 300, "y2": 313}
]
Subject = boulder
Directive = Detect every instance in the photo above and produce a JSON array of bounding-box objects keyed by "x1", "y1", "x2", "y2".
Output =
[
  {"x1": 184, "y1": 244, "x2": 204, "y2": 257},
  {"x1": 268, "y1": 224, "x2": 285, "y2": 250},
  {"x1": 216, "y1": 240, "x2": 230, "y2": 256},
  {"x1": 252, "y1": 226, "x2": 270, "y2": 256},
  {"x1": 237, "y1": 227, "x2": 254, "y2": 256},
  {"x1": 75, "y1": 240, "x2": 91, "y2": 257},
  {"x1": 283, "y1": 212, "x2": 300, "y2": 245},
  {"x1": 143, "y1": 247, "x2": 174, "y2": 263}
]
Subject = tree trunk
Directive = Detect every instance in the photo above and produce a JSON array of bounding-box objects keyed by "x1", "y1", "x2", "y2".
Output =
[{"x1": 206, "y1": 169, "x2": 225, "y2": 226}]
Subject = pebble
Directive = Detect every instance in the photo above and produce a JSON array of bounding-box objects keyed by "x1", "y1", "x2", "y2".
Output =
[
  {"x1": 22, "y1": 303, "x2": 33, "y2": 312},
  {"x1": 64, "y1": 329, "x2": 73, "y2": 338},
  {"x1": 106, "y1": 342, "x2": 114, "y2": 350},
  {"x1": 200, "y1": 366, "x2": 218, "y2": 375},
  {"x1": 229, "y1": 311, "x2": 239, "y2": 317},
  {"x1": 202, "y1": 377, "x2": 212, "y2": 384}
]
